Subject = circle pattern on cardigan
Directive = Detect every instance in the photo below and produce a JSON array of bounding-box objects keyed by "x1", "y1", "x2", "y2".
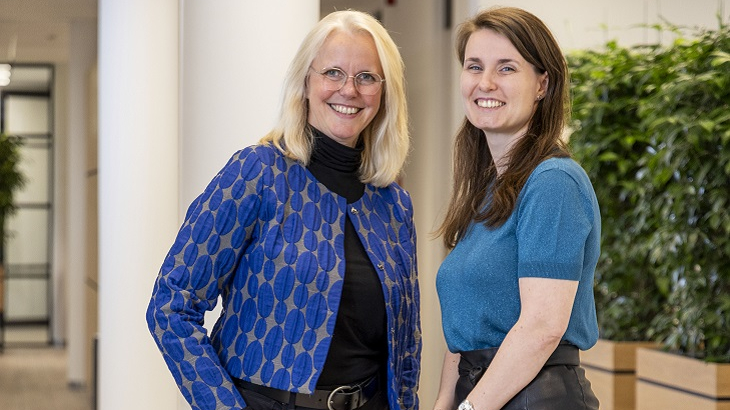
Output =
[{"x1": 148, "y1": 146, "x2": 419, "y2": 410}]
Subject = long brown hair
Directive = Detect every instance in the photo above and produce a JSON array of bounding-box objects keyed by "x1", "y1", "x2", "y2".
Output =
[{"x1": 437, "y1": 7, "x2": 571, "y2": 249}]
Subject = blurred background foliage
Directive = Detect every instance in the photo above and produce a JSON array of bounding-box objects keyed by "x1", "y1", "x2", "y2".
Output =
[{"x1": 568, "y1": 20, "x2": 730, "y2": 362}]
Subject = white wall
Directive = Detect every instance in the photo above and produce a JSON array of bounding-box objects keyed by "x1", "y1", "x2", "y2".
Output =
[
  {"x1": 179, "y1": 1, "x2": 318, "y2": 207},
  {"x1": 468, "y1": 0, "x2": 729, "y2": 51},
  {"x1": 380, "y1": 3, "x2": 454, "y2": 409},
  {"x1": 66, "y1": 18, "x2": 97, "y2": 386}
]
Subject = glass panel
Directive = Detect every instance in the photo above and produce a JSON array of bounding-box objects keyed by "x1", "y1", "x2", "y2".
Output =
[
  {"x1": 0, "y1": 64, "x2": 54, "y2": 343},
  {"x1": 4, "y1": 95, "x2": 50, "y2": 134},
  {"x1": 4, "y1": 263, "x2": 48, "y2": 278},
  {"x1": 14, "y1": 141, "x2": 51, "y2": 203},
  {"x1": 4, "y1": 208, "x2": 50, "y2": 265},
  {"x1": 3, "y1": 277, "x2": 47, "y2": 320},
  {"x1": 2, "y1": 325, "x2": 50, "y2": 345}
]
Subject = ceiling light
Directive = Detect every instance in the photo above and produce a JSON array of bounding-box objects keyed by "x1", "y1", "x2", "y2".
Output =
[{"x1": 0, "y1": 64, "x2": 11, "y2": 86}]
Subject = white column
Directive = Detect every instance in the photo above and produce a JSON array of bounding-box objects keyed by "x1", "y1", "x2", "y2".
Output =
[
  {"x1": 179, "y1": 1, "x2": 319, "y2": 206},
  {"x1": 65, "y1": 19, "x2": 97, "y2": 386},
  {"x1": 97, "y1": 1, "x2": 179, "y2": 409},
  {"x1": 98, "y1": 1, "x2": 319, "y2": 409}
]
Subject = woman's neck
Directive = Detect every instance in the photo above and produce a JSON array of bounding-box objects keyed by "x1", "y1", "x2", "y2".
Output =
[
  {"x1": 309, "y1": 127, "x2": 362, "y2": 173},
  {"x1": 485, "y1": 133, "x2": 520, "y2": 176}
]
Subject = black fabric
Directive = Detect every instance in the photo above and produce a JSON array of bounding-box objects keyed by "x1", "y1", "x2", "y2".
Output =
[
  {"x1": 307, "y1": 128, "x2": 365, "y2": 201},
  {"x1": 306, "y1": 128, "x2": 387, "y2": 388},
  {"x1": 454, "y1": 343, "x2": 599, "y2": 410},
  {"x1": 234, "y1": 374, "x2": 383, "y2": 410},
  {"x1": 235, "y1": 383, "x2": 388, "y2": 410}
]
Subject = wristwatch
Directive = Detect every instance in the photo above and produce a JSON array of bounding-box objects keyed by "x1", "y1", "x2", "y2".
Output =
[{"x1": 458, "y1": 399, "x2": 475, "y2": 410}]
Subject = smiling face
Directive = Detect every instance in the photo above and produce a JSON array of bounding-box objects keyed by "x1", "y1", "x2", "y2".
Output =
[
  {"x1": 307, "y1": 30, "x2": 383, "y2": 147},
  {"x1": 460, "y1": 29, "x2": 548, "y2": 143}
]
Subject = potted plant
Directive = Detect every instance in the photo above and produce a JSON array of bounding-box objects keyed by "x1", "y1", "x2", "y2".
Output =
[
  {"x1": 568, "y1": 39, "x2": 673, "y2": 342},
  {"x1": 570, "y1": 19, "x2": 730, "y2": 410},
  {"x1": 568, "y1": 39, "x2": 669, "y2": 410},
  {"x1": 630, "y1": 20, "x2": 730, "y2": 410},
  {"x1": 0, "y1": 132, "x2": 27, "y2": 351}
]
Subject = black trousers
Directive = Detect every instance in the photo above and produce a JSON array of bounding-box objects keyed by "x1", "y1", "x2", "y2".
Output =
[{"x1": 454, "y1": 343, "x2": 599, "y2": 410}]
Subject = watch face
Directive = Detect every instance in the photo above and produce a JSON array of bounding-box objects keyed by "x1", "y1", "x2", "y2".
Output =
[{"x1": 458, "y1": 400, "x2": 474, "y2": 410}]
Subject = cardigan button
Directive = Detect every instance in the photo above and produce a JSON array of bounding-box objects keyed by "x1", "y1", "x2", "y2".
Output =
[
  {"x1": 350, "y1": 207, "x2": 358, "y2": 214},
  {"x1": 377, "y1": 263, "x2": 385, "y2": 270}
]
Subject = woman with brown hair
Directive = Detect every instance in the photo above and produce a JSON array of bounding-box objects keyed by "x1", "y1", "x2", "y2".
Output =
[{"x1": 434, "y1": 7, "x2": 600, "y2": 410}]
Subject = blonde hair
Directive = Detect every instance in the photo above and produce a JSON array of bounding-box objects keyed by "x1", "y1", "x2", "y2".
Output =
[{"x1": 259, "y1": 10, "x2": 409, "y2": 187}]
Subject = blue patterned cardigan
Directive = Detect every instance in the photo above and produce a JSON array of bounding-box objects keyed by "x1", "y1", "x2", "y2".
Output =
[{"x1": 146, "y1": 144, "x2": 421, "y2": 410}]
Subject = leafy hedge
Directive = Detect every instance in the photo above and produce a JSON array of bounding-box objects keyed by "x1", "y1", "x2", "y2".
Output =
[
  {"x1": 0, "y1": 133, "x2": 26, "y2": 264},
  {"x1": 568, "y1": 22, "x2": 730, "y2": 362}
]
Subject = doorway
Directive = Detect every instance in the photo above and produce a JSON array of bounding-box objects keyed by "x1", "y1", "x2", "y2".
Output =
[{"x1": 0, "y1": 64, "x2": 54, "y2": 348}]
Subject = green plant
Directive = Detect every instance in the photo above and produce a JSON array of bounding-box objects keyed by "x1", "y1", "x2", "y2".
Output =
[
  {"x1": 568, "y1": 42, "x2": 671, "y2": 342},
  {"x1": 635, "y1": 22, "x2": 730, "y2": 363},
  {"x1": 0, "y1": 132, "x2": 26, "y2": 263},
  {"x1": 568, "y1": 21, "x2": 730, "y2": 362}
]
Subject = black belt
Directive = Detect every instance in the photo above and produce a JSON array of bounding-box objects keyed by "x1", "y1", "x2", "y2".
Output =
[
  {"x1": 233, "y1": 375, "x2": 380, "y2": 410},
  {"x1": 458, "y1": 342, "x2": 580, "y2": 383}
]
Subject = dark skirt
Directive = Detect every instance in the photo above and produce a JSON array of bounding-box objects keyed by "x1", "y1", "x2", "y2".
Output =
[{"x1": 454, "y1": 343, "x2": 599, "y2": 410}]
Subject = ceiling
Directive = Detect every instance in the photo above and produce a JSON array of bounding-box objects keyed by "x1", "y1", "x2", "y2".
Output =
[
  {"x1": 0, "y1": 0, "x2": 97, "y2": 91},
  {"x1": 0, "y1": 0, "x2": 394, "y2": 65}
]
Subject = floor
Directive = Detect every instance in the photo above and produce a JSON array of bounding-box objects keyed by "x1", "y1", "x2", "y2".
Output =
[{"x1": 0, "y1": 327, "x2": 92, "y2": 410}]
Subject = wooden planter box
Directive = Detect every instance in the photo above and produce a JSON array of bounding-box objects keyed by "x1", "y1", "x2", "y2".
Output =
[
  {"x1": 580, "y1": 339, "x2": 658, "y2": 410},
  {"x1": 636, "y1": 347, "x2": 730, "y2": 410}
]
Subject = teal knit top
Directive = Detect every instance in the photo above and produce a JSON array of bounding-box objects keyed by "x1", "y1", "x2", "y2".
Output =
[{"x1": 436, "y1": 158, "x2": 600, "y2": 352}]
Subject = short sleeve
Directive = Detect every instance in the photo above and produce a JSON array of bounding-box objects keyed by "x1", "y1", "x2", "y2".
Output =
[{"x1": 516, "y1": 166, "x2": 594, "y2": 280}]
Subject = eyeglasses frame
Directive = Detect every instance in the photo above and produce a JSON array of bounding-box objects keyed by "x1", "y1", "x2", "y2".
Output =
[{"x1": 308, "y1": 66, "x2": 385, "y2": 95}]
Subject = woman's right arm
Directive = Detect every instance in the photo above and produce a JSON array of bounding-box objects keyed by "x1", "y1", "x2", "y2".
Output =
[
  {"x1": 434, "y1": 350, "x2": 461, "y2": 410},
  {"x1": 146, "y1": 147, "x2": 263, "y2": 410}
]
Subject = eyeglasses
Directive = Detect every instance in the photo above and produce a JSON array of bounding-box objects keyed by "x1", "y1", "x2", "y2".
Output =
[{"x1": 309, "y1": 66, "x2": 385, "y2": 96}]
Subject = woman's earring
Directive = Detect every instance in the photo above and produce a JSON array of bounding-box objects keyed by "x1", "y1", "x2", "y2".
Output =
[{"x1": 536, "y1": 94, "x2": 544, "y2": 101}]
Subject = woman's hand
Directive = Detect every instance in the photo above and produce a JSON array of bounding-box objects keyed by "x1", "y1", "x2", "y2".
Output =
[
  {"x1": 434, "y1": 350, "x2": 461, "y2": 410},
  {"x1": 467, "y1": 277, "x2": 579, "y2": 410}
]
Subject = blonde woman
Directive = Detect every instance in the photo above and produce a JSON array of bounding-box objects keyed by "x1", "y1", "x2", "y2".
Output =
[{"x1": 147, "y1": 10, "x2": 420, "y2": 410}]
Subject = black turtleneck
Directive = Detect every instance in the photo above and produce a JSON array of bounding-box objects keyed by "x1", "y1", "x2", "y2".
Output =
[
  {"x1": 307, "y1": 129, "x2": 365, "y2": 202},
  {"x1": 307, "y1": 128, "x2": 387, "y2": 388}
]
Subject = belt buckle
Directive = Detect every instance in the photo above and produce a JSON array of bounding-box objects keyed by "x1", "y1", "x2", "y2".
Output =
[{"x1": 327, "y1": 384, "x2": 354, "y2": 410}]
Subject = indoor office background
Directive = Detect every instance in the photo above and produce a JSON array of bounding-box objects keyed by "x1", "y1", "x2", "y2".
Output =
[{"x1": 0, "y1": 0, "x2": 726, "y2": 409}]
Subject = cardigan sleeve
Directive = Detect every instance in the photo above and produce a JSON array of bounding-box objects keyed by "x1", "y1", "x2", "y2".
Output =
[{"x1": 146, "y1": 146, "x2": 264, "y2": 410}]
